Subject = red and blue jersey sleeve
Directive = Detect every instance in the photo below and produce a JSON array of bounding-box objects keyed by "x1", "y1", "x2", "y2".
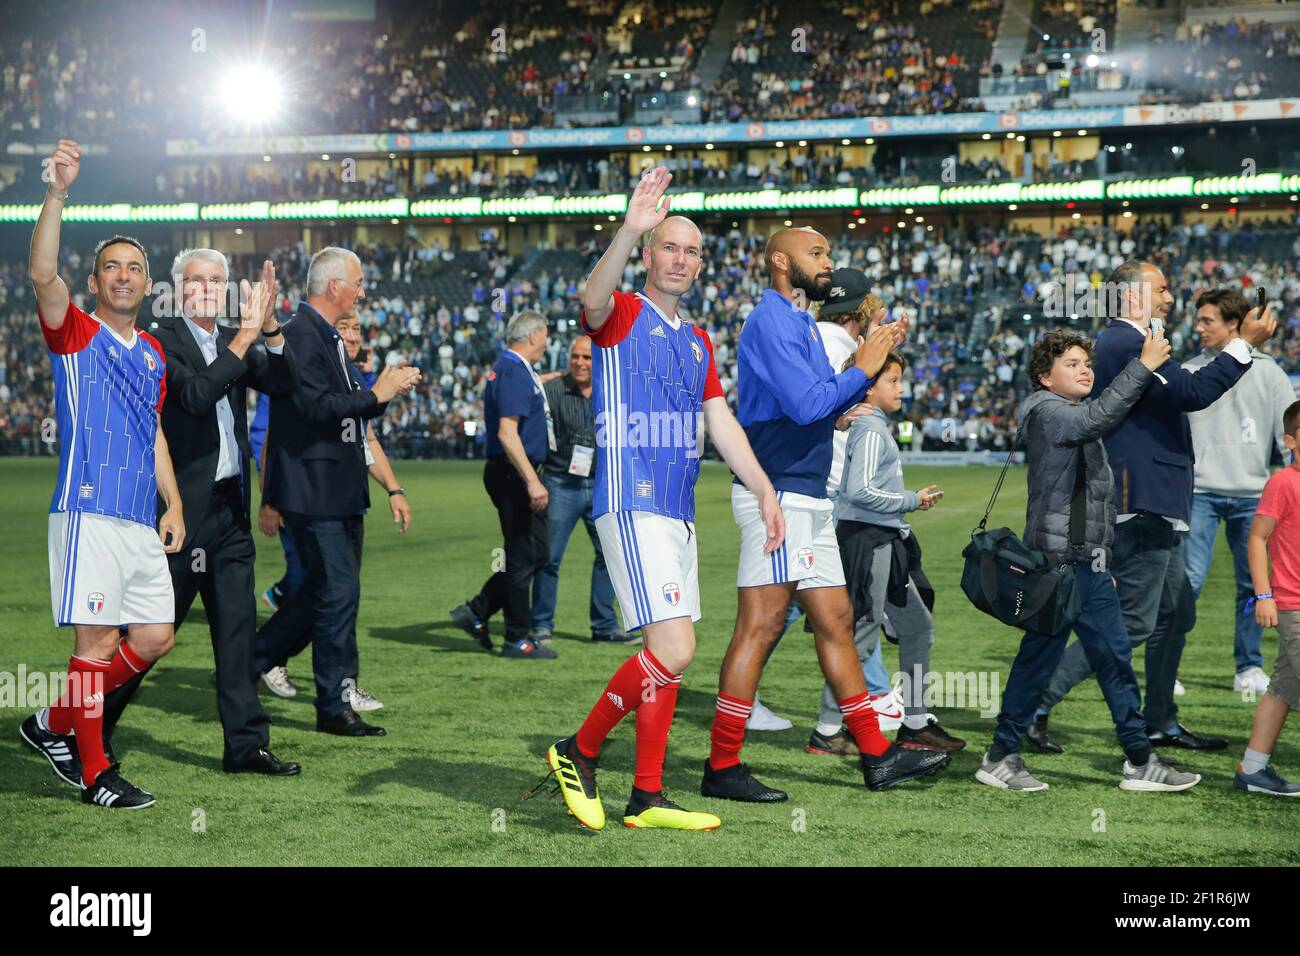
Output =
[
  {"x1": 582, "y1": 290, "x2": 640, "y2": 347},
  {"x1": 40, "y1": 301, "x2": 99, "y2": 355},
  {"x1": 694, "y1": 326, "x2": 725, "y2": 401},
  {"x1": 138, "y1": 330, "x2": 169, "y2": 412}
]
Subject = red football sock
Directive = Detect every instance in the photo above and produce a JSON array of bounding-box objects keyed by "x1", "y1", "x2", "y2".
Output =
[
  {"x1": 104, "y1": 640, "x2": 149, "y2": 694},
  {"x1": 633, "y1": 671, "x2": 682, "y2": 793},
  {"x1": 840, "y1": 691, "x2": 890, "y2": 756},
  {"x1": 49, "y1": 642, "x2": 152, "y2": 736},
  {"x1": 576, "y1": 649, "x2": 676, "y2": 758},
  {"x1": 708, "y1": 693, "x2": 752, "y2": 771},
  {"x1": 49, "y1": 656, "x2": 113, "y2": 786}
]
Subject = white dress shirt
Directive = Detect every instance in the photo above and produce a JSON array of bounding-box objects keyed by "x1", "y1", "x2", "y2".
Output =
[{"x1": 183, "y1": 317, "x2": 283, "y2": 481}]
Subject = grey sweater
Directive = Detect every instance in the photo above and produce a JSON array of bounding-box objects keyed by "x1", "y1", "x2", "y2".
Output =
[
  {"x1": 1184, "y1": 345, "x2": 1295, "y2": 498},
  {"x1": 834, "y1": 406, "x2": 918, "y2": 534}
]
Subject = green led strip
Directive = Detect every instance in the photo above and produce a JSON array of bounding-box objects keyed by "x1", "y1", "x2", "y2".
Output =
[
  {"x1": 0, "y1": 175, "x2": 1296, "y2": 225},
  {"x1": 1106, "y1": 177, "x2": 1196, "y2": 200},
  {"x1": 1193, "y1": 173, "x2": 1282, "y2": 196}
]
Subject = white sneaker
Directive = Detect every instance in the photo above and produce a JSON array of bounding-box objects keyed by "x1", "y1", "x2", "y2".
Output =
[
  {"x1": 347, "y1": 685, "x2": 384, "y2": 712},
  {"x1": 869, "y1": 693, "x2": 903, "y2": 732},
  {"x1": 1173, "y1": 678, "x2": 1185, "y2": 697},
  {"x1": 747, "y1": 695, "x2": 793, "y2": 731},
  {"x1": 260, "y1": 666, "x2": 297, "y2": 698},
  {"x1": 1233, "y1": 667, "x2": 1270, "y2": 695}
]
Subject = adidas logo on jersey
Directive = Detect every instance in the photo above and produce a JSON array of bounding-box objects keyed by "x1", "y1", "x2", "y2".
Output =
[
  {"x1": 650, "y1": 325, "x2": 667, "y2": 338},
  {"x1": 606, "y1": 692, "x2": 625, "y2": 711}
]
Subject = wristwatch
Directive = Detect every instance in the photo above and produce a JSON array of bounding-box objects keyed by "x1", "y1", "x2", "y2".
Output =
[
  {"x1": 387, "y1": 486, "x2": 406, "y2": 497},
  {"x1": 264, "y1": 324, "x2": 284, "y2": 337}
]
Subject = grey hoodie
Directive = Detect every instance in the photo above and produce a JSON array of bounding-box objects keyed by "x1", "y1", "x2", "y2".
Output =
[
  {"x1": 1018, "y1": 359, "x2": 1154, "y2": 564},
  {"x1": 834, "y1": 405, "x2": 918, "y2": 534},
  {"x1": 1184, "y1": 345, "x2": 1295, "y2": 498}
]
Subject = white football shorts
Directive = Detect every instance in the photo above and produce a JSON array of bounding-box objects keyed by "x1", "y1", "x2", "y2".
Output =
[
  {"x1": 48, "y1": 511, "x2": 174, "y2": 627},
  {"x1": 595, "y1": 510, "x2": 701, "y2": 632},
  {"x1": 733, "y1": 485, "x2": 846, "y2": 590}
]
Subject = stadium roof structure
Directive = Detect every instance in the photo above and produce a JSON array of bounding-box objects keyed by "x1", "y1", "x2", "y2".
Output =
[{"x1": 1, "y1": 173, "x2": 1296, "y2": 226}]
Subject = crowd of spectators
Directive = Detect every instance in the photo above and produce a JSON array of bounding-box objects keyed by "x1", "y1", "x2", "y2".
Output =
[
  {"x1": 707, "y1": 0, "x2": 1001, "y2": 123},
  {"x1": 1142, "y1": 18, "x2": 1300, "y2": 107},
  {"x1": 136, "y1": 148, "x2": 1019, "y2": 206},
  {"x1": 6, "y1": 215, "x2": 1298, "y2": 459},
  {"x1": 1028, "y1": 0, "x2": 1116, "y2": 54}
]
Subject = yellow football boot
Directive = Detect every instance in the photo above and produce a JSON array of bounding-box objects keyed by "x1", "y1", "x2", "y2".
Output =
[
  {"x1": 622, "y1": 789, "x2": 721, "y2": 830},
  {"x1": 545, "y1": 737, "x2": 605, "y2": 830}
]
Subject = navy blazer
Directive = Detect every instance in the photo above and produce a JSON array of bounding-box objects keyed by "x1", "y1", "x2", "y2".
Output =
[
  {"x1": 1090, "y1": 319, "x2": 1249, "y2": 522},
  {"x1": 263, "y1": 302, "x2": 387, "y2": 518}
]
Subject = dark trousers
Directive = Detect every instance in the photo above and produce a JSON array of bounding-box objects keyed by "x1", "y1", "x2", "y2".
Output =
[
  {"x1": 254, "y1": 512, "x2": 364, "y2": 719},
  {"x1": 469, "y1": 457, "x2": 548, "y2": 644},
  {"x1": 994, "y1": 565, "x2": 1150, "y2": 762},
  {"x1": 266, "y1": 521, "x2": 365, "y2": 673},
  {"x1": 102, "y1": 479, "x2": 271, "y2": 761},
  {"x1": 1040, "y1": 514, "x2": 1192, "y2": 730}
]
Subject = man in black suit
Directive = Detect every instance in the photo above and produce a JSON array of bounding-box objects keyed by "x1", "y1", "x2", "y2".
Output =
[
  {"x1": 254, "y1": 247, "x2": 420, "y2": 737},
  {"x1": 101, "y1": 251, "x2": 302, "y2": 775}
]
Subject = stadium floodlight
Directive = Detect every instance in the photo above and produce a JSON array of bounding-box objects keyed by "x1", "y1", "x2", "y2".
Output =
[{"x1": 221, "y1": 65, "x2": 284, "y2": 124}]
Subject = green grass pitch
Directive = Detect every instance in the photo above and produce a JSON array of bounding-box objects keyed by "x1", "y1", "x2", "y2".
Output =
[{"x1": 0, "y1": 458, "x2": 1295, "y2": 866}]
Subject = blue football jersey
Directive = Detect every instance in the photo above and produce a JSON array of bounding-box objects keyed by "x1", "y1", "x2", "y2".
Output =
[
  {"x1": 43, "y1": 302, "x2": 167, "y2": 528},
  {"x1": 584, "y1": 291, "x2": 723, "y2": 521}
]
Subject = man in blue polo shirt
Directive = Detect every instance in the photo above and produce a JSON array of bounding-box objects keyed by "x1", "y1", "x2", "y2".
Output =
[{"x1": 451, "y1": 310, "x2": 558, "y2": 659}]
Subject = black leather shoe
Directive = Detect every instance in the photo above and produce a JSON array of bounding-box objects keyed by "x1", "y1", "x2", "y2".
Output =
[
  {"x1": 223, "y1": 748, "x2": 302, "y2": 776},
  {"x1": 317, "y1": 709, "x2": 386, "y2": 737},
  {"x1": 1146, "y1": 723, "x2": 1227, "y2": 751},
  {"x1": 1026, "y1": 716, "x2": 1064, "y2": 754},
  {"x1": 861, "y1": 743, "x2": 949, "y2": 791},
  {"x1": 317, "y1": 709, "x2": 387, "y2": 737}
]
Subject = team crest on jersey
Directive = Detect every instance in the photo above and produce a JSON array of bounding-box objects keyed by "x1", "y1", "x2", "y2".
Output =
[
  {"x1": 87, "y1": 592, "x2": 105, "y2": 615},
  {"x1": 108, "y1": 345, "x2": 119, "y2": 360},
  {"x1": 79, "y1": 482, "x2": 95, "y2": 499},
  {"x1": 662, "y1": 583, "x2": 681, "y2": 607},
  {"x1": 143, "y1": 350, "x2": 156, "y2": 371},
  {"x1": 691, "y1": 339, "x2": 703, "y2": 363},
  {"x1": 797, "y1": 547, "x2": 815, "y2": 570}
]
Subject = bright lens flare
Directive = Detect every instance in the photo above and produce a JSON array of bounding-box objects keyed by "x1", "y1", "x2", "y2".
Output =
[{"x1": 222, "y1": 66, "x2": 284, "y2": 124}]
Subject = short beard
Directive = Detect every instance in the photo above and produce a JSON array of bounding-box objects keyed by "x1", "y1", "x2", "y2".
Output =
[{"x1": 789, "y1": 262, "x2": 832, "y2": 302}]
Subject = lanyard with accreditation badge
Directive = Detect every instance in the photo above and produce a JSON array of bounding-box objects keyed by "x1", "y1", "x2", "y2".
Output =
[{"x1": 508, "y1": 350, "x2": 558, "y2": 456}]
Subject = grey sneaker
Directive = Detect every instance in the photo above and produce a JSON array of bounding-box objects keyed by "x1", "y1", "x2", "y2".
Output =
[
  {"x1": 529, "y1": 628, "x2": 553, "y2": 646},
  {"x1": 347, "y1": 685, "x2": 384, "y2": 712},
  {"x1": 502, "y1": 638, "x2": 558, "y2": 660},
  {"x1": 1233, "y1": 764, "x2": 1300, "y2": 796},
  {"x1": 1120, "y1": 753, "x2": 1200, "y2": 792},
  {"x1": 260, "y1": 666, "x2": 298, "y2": 699},
  {"x1": 975, "y1": 751, "x2": 1049, "y2": 792}
]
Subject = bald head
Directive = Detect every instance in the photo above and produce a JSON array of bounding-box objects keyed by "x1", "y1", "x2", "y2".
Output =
[
  {"x1": 765, "y1": 227, "x2": 833, "y2": 303},
  {"x1": 647, "y1": 215, "x2": 703, "y2": 251}
]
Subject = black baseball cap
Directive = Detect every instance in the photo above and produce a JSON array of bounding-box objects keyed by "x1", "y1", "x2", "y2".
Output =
[{"x1": 820, "y1": 268, "x2": 871, "y2": 317}]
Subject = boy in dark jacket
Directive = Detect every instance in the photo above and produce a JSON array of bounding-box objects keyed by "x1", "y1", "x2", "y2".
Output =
[{"x1": 977, "y1": 329, "x2": 1201, "y2": 793}]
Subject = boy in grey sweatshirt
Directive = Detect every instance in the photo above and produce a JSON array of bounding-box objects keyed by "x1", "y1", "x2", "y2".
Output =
[{"x1": 824, "y1": 352, "x2": 965, "y2": 753}]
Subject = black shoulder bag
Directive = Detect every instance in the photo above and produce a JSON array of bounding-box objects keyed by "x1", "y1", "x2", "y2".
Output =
[{"x1": 959, "y1": 422, "x2": 1083, "y2": 635}]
